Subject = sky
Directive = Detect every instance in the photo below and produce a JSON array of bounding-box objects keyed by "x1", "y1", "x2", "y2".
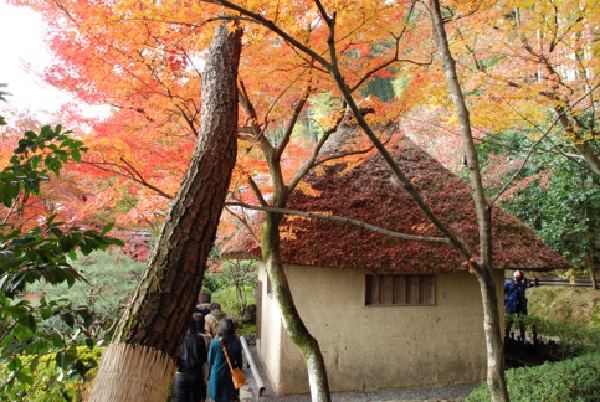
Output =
[{"x1": 0, "y1": 2, "x2": 72, "y2": 115}]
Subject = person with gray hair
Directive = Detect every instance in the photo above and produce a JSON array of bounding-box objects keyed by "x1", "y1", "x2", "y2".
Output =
[{"x1": 504, "y1": 270, "x2": 528, "y2": 340}]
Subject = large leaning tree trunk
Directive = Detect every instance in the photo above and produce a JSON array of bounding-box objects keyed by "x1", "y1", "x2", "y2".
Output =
[
  {"x1": 428, "y1": 2, "x2": 509, "y2": 401},
  {"x1": 89, "y1": 23, "x2": 242, "y2": 402}
]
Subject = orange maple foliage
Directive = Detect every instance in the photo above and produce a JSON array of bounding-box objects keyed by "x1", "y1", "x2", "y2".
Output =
[
  {"x1": 11, "y1": 0, "x2": 435, "y2": 238},
  {"x1": 11, "y1": 0, "x2": 599, "y2": 235},
  {"x1": 0, "y1": 110, "x2": 91, "y2": 233}
]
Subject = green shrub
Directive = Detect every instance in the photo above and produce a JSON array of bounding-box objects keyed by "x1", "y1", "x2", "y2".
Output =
[
  {"x1": 0, "y1": 346, "x2": 102, "y2": 402},
  {"x1": 26, "y1": 249, "x2": 146, "y2": 344},
  {"x1": 237, "y1": 324, "x2": 257, "y2": 335},
  {"x1": 202, "y1": 272, "x2": 221, "y2": 293},
  {"x1": 1, "y1": 126, "x2": 122, "y2": 396},
  {"x1": 465, "y1": 350, "x2": 600, "y2": 402},
  {"x1": 511, "y1": 314, "x2": 600, "y2": 360},
  {"x1": 1, "y1": 249, "x2": 143, "y2": 398}
]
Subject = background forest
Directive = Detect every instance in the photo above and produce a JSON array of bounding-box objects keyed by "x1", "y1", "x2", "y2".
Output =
[{"x1": 1, "y1": 0, "x2": 599, "y2": 401}]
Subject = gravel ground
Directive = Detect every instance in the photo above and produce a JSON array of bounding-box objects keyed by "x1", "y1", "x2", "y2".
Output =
[
  {"x1": 246, "y1": 384, "x2": 477, "y2": 402},
  {"x1": 239, "y1": 341, "x2": 478, "y2": 402}
]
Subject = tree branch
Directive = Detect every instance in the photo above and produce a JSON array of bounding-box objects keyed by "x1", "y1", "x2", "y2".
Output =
[{"x1": 224, "y1": 201, "x2": 451, "y2": 245}]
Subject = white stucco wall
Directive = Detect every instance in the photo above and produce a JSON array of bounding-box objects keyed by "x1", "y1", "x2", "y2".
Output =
[
  {"x1": 257, "y1": 264, "x2": 504, "y2": 395},
  {"x1": 256, "y1": 263, "x2": 285, "y2": 394}
]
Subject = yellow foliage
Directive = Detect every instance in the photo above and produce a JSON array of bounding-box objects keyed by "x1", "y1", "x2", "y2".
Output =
[
  {"x1": 294, "y1": 181, "x2": 323, "y2": 197},
  {"x1": 12, "y1": 0, "x2": 600, "y2": 231}
]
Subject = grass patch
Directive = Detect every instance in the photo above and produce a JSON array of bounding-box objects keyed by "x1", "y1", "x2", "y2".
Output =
[
  {"x1": 527, "y1": 287, "x2": 600, "y2": 329},
  {"x1": 209, "y1": 286, "x2": 256, "y2": 316}
]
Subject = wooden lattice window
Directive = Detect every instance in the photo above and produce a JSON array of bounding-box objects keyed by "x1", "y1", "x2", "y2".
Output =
[{"x1": 365, "y1": 274, "x2": 436, "y2": 306}]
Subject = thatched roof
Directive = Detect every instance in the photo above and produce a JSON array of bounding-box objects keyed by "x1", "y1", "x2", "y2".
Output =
[{"x1": 223, "y1": 129, "x2": 568, "y2": 273}]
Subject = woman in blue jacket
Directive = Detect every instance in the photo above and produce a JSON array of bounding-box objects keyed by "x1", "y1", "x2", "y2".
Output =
[{"x1": 208, "y1": 318, "x2": 243, "y2": 402}]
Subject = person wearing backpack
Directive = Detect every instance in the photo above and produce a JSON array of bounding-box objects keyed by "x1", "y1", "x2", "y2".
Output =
[{"x1": 172, "y1": 313, "x2": 208, "y2": 402}]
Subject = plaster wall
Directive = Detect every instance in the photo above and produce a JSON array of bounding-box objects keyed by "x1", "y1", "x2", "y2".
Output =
[
  {"x1": 258, "y1": 264, "x2": 505, "y2": 395},
  {"x1": 256, "y1": 264, "x2": 285, "y2": 394}
]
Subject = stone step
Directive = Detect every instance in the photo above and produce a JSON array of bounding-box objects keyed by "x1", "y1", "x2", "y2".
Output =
[{"x1": 239, "y1": 384, "x2": 253, "y2": 401}]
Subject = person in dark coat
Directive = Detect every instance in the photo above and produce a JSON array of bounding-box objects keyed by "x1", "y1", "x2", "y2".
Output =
[
  {"x1": 504, "y1": 270, "x2": 528, "y2": 340},
  {"x1": 208, "y1": 318, "x2": 243, "y2": 402},
  {"x1": 172, "y1": 313, "x2": 208, "y2": 402},
  {"x1": 193, "y1": 312, "x2": 212, "y2": 351}
]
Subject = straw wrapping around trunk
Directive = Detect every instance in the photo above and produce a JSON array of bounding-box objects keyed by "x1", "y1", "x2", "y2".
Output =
[{"x1": 88, "y1": 342, "x2": 176, "y2": 402}]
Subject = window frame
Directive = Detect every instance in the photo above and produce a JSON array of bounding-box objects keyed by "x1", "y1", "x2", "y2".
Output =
[{"x1": 365, "y1": 274, "x2": 436, "y2": 306}]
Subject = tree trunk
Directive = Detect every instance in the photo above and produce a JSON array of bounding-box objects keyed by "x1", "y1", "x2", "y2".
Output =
[
  {"x1": 262, "y1": 212, "x2": 331, "y2": 402},
  {"x1": 583, "y1": 184, "x2": 598, "y2": 290},
  {"x1": 428, "y1": 2, "x2": 509, "y2": 401},
  {"x1": 555, "y1": 105, "x2": 600, "y2": 177},
  {"x1": 587, "y1": 251, "x2": 597, "y2": 290},
  {"x1": 238, "y1": 76, "x2": 333, "y2": 400},
  {"x1": 89, "y1": 23, "x2": 242, "y2": 401}
]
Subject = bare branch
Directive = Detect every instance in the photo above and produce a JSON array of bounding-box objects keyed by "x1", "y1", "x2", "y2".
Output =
[
  {"x1": 225, "y1": 201, "x2": 451, "y2": 245},
  {"x1": 82, "y1": 161, "x2": 174, "y2": 199}
]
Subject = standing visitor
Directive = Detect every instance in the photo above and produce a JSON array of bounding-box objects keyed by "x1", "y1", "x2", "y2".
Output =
[
  {"x1": 192, "y1": 312, "x2": 212, "y2": 386},
  {"x1": 208, "y1": 318, "x2": 243, "y2": 402},
  {"x1": 193, "y1": 310, "x2": 213, "y2": 351},
  {"x1": 504, "y1": 270, "x2": 528, "y2": 340},
  {"x1": 205, "y1": 303, "x2": 228, "y2": 338},
  {"x1": 172, "y1": 313, "x2": 208, "y2": 402}
]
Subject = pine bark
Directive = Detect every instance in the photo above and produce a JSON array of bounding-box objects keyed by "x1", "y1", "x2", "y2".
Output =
[{"x1": 89, "y1": 23, "x2": 242, "y2": 401}]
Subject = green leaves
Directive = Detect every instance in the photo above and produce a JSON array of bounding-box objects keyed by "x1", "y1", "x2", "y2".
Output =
[
  {"x1": 477, "y1": 129, "x2": 600, "y2": 267},
  {"x1": 465, "y1": 350, "x2": 600, "y2": 402},
  {"x1": 0, "y1": 125, "x2": 88, "y2": 208},
  {"x1": 0, "y1": 125, "x2": 119, "y2": 395},
  {"x1": 1, "y1": 220, "x2": 122, "y2": 292}
]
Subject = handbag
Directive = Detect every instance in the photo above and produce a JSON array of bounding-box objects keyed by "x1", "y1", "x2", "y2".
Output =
[{"x1": 221, "y1": 341, "x2": 246, "y2": 389}]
